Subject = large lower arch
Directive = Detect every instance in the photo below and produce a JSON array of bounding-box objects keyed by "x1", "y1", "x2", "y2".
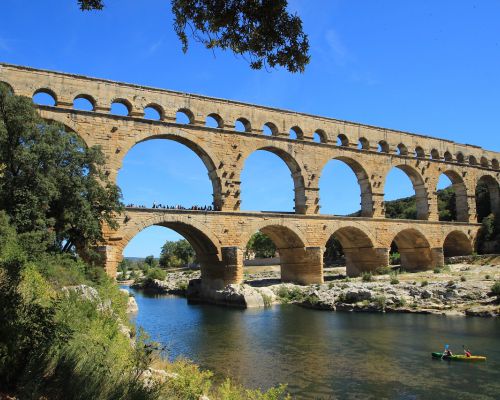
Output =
[
  {"x1": 319, "y1": 157, "x2": 373, "y2": 217},
  {"x1": 385, "y1": 165, "x2": 429, "y2": 220},
  {"x1": 391, "y1": 228, "x2": 433, "y2": 271},
  {"x1": 243, "y1": 223, "x2": 322, "y2": 284},
  {"x1": 240, "y1": 146, "x2": 306, "y2": 214},
  {"x1": 327, "y1": 226, "x2": 386, "y2": 276},
  {"x1": 438, "y1": 170, "x2": 469, "y2": 222},
  {"x1": 117, "y1": 214, "x2": 226, "y2": 284},
  {"x1": 124, "y1": 133, "x2": 223, "y2": 210},
  {"x1": 443, "y1": 231, "x2": 473, "y2": 257},
  {"x1": 476, "y1": 175, "x2": 500, "y2": 221}
]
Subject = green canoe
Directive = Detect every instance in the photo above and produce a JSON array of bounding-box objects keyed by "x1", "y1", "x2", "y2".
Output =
[{"x1": 432, "y1": 352, "x2": 486, "y2": 361}]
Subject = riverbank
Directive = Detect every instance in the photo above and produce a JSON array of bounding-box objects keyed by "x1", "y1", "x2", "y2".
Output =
[{"x1": 131, "y1": 256, "x2": 500, "y2": 317}]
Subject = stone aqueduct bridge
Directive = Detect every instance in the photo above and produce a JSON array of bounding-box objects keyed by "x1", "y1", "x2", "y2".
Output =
[{"x1": 1, "y1": 63, "x2": 499, "y2": 288}]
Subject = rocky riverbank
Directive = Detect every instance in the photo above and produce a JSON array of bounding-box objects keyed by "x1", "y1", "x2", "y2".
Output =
[{"x1": 130, "y1": 256, "x2": 500, "y2": 317}]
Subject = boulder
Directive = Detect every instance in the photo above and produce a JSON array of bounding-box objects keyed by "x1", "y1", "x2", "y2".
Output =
[{"x1": 343, "y1": 289, "x2": 372, "y2": 303}]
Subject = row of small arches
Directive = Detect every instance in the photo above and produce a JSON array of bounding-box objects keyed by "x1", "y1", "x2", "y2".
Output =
[{"x1": 28, "y1": 87, "x2": 500, "y2": 170}]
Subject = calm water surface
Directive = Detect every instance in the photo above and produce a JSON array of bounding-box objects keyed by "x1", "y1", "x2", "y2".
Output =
[{"x1": 123, "y1": 286, "x2": 500, "y2": 399}]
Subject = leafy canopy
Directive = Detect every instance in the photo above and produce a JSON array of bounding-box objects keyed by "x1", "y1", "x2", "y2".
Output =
[
  {"x1": 246, "y1": 231, "x2": 276, "y2": 258},
  {"x1": 78, "y1": 0, "x2": 310, "y2": 73},
  {"x1": 160, "y1": 239, "x2": 196, "y2": 268},
  {"x1": 0, "y1": 83, "x2": 122, "y2": 256}
]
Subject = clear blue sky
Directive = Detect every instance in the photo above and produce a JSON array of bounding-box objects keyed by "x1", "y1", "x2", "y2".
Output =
[{"x1": 1, "y1": 1, "x2": 499, "y2": 257}]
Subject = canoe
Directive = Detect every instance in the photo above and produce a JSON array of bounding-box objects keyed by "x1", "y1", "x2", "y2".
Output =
[{"x1": 432, "y1": 352, "x2": 486, "y2": 361}]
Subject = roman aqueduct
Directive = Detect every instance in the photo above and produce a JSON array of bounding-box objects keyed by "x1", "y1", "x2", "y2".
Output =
[{"x1": 1, "y1": 63, "x2": 499, "y2": 288}]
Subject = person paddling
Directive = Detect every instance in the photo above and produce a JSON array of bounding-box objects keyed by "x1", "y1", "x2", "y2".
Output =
[
  {"x1": 463, "y1": 345, "x2": 472, "y2": 357},
  {"x1": 441, "y1": 344, "x2": 453, "y2": 359}
]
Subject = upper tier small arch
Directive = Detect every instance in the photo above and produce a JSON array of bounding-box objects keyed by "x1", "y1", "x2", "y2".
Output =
[
  {"x1": 33, "y1": 88, "x2": 57, "y2": 106},
  {"x1": 73, "y1": 94, "x2": 96, "y2": 111}
]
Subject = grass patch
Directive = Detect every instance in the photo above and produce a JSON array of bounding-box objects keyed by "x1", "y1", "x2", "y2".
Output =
[{"x1": 361, "y1": 272, "x2": 373, "y2": 282}]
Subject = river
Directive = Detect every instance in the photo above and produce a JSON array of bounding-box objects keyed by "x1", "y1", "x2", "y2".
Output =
[{"x1": 123, "y1": 286, "x2": 500, "y2": 399}]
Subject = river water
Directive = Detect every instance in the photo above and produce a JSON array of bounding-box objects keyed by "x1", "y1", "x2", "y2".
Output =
[{"x1": 123, "y1": 287, "x2": 500, "y2": 399}]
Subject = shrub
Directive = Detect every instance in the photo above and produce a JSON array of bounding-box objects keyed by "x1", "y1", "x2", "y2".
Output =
[
  {"x1": 375, "y1": 266, "x2": 392, "y2": 275},
  {"x1": 361, "y1": 272, "x2": 373, "y2": 282},
  {"x1": 390, "y1": 274, "x2": 399, "y2": 285},
  {"x1": 420, "y1": 280, "x2": 428, "y2": 287},
  {"x1": 395, "y1": 297, "x2": 407, "y2": 307},
  {"x1": 460, "y1": 276, "x2": 467, "y2": 282},
  {"x1": 492, "y1": 281, "x2": 500, "y2": 297},
  {"x1": 146, "y1": 267, "x2": 167, "y2": 281},
  {"x1": 276, "y1": 286, "x2": 304, "y2": 303},
  {"x1": 390, "y1": 252, "x2": 401, "y2": 265},
  {"x1": 261, "y1": 293, "x2": 272, "y2": 308},
  {"x1": 373, "y1": 295, "x2": 387, "y2": 310},
  {"x1": 178, "y1": 280, "x2": 189, "y2": 291}
]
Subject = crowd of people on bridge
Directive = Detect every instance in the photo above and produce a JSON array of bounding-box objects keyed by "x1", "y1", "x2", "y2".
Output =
[{"x1": 125, "y1": 202, "x2": 220, "y2": 211}]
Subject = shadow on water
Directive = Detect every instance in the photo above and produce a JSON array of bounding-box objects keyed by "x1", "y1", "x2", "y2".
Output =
[{"x1": 123, "y1": 286, "x2": 500, "y2": 400}]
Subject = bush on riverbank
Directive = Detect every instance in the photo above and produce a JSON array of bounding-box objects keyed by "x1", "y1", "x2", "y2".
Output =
[{"x1": 0, "y1": 213, "x2": 289, "y2": 399}]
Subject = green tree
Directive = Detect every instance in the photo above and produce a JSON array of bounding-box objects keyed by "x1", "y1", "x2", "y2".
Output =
[
  {"x1": 0, "y1": 84, "x2": 123, "y2": 257},
  {"x1": 144, "y1": 255, "x2": 159, "y2": 268},
  {"x1": 77, "y1": 0, "x2": 310, "y2": 73},
  {"x1": 246, "y1": 231, "x2": 276, "y2": 258},
  {"x1": 159, "y1": 239, "x2": 196, "y2": 268}
]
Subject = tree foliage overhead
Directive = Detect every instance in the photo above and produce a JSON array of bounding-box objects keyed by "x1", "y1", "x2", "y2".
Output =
[
  {"x1": 0, "y1": 84, "x2": 122, "y2": 256},
  {"x1": 78, "y1": 0, "x2": 310, "y2": 73}
]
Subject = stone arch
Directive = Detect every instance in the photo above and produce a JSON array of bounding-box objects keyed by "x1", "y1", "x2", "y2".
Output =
[
  {"x1": 397, "y1": 143, "x2": 408, "y2": 156},
  {"x1": 384, "y1": 164, "x2": 429, "y2": 220},
  {"x1": 319, "y1": 156, "x2": 374, "y2": 217},
  {"x1": 242, "y1": 222, "x2": 321, "y2": 284},
  {"x1": 144, "y1": 103, "x2": 164, "y2": 120},
  {"x1": 456, "y1": 152, "x2": 465, "y2": 163},
  {"x1": 111, "y1": 98, "x2": 132, "y2": 116},
  {"x1": 337, "y1": 134, "x2": 349, "y2": 147},
  {"x1": 289, "y1": 126, "x2": 304, "y2": 140},
  {"x1": 73, "y1": 94, "x2": 96, "y2": 111},
  {"x1": 430, "y1": 149, "x2": 440, "y2": 160},
  {"x1": 468, "y1": 155, "x2": 478, "y2": 166},
  {"x1": 122, "y1": 132, "x2": 223, "y2": 210},
  {"x1": 177, "y1": 108, "x2": 195, "y2": 124},
  {"x1": 0, "y1": 81, "x2": 15, "y2": 94},
  {"x1": 492, "y1": 159, "x2": 499, "y2": 170},
  {"x1": 118, "y1": 214, "x2": 222, "y2": 280},
  {"x1": 443, "y1": 230, "x2": 473, "y2": 257},
  {"x1": 358, "y1": 137, "x2": 370, "y2": 150},
  {"x1": 33, "y1": 88, "x2": 58, "y2": 106},
  {"x1": 378, "y1": 140, "x2": 390, "y2": 153},
  {"x1": 263, "y1": 122, "x2": 279, "y2": 136},
  {"x1": 326, "y1": 226, "x2": 384, "y2": 276},
  {"x1": 438, "y1": 170, "x2": 469, "y2": 222},
  {"x1": 391, "y1": 228, "x2": 433, "y2": 271},
  {"x1": 414, "y1": 146, "x2": 425, "y2": 158},
  {"x1": 242, "y1": 222, "x2": 306, "y2": 250},
  {"x1": 235, "y1": 117, "x2": 252, "y2": 132},
  {"x1": 206, "y1": 113, "x2": 224, "y2": 128},
  {"x1": 480, "y1": 156, "x2": 489, "y2": 168},
  {"x1": 313, "y1": 129, "x2": 327, "y2": 143},
  {"x1": 240, "y1": 146, "x2": 306, "y2": 213},
  {"x1": 444, "y1": 151, "x2": 453, "y2": 162},
  {"x1": 39, "y1": 113, "x2": 93, "y2": 148},
  {"x1": 476, "y1": 174, "x2": 500, "y2": 219}
]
